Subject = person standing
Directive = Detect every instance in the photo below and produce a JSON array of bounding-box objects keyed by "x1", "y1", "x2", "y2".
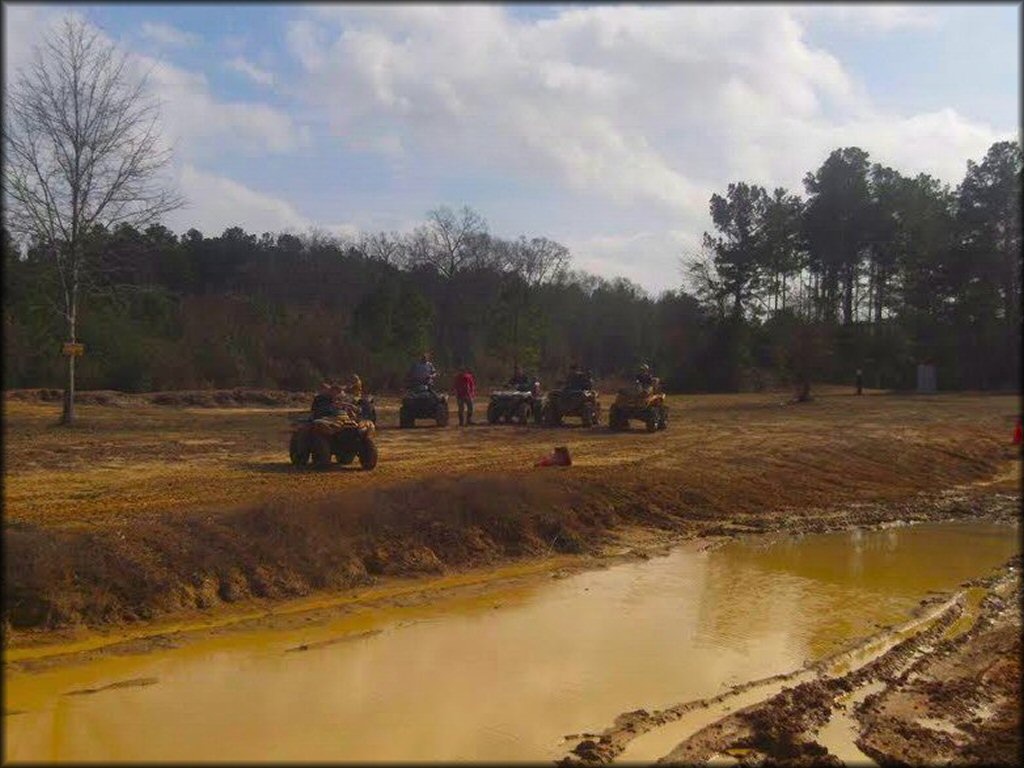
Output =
[{"x1": 453, "y1": 363, "x2": 476, "y2": 426}]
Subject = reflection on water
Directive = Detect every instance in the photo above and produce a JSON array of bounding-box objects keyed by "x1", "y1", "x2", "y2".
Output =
[{"x1": 4, "y1": 520, "x2": 1017, "y2": 762}]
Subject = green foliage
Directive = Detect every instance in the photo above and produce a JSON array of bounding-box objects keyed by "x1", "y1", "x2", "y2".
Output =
[{"x1": 3, "y1": 141, "x2": 1020, "y2": 394}]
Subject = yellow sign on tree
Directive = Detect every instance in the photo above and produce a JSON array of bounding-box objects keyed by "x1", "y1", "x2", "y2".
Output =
[{"x1": 61, "y1": 342, "x2": 85, "y2": 357}]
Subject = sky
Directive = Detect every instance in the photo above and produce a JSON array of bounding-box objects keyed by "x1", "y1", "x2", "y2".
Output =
[{"x1": 3, "y1": 2, "x2": 1020, "y2": 294}]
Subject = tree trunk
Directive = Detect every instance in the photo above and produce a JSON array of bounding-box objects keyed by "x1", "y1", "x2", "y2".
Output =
[
  {"x1": 843, "y1": 264, "x2": 854, "y2": 326},
  {"x1": 61, "y1": 301, "x2": 76, "y2": 425}
]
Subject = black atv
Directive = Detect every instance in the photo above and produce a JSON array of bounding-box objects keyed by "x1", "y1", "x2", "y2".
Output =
[
  {"x1": 399, "y1": 384, "x2": 450, "y2": 428},
  {"x1": 541, "y1": 388, "x2": 601, "y2": 427},
  {"x1": 486, "y1": 380, "x2": 543, "y2": 425}
]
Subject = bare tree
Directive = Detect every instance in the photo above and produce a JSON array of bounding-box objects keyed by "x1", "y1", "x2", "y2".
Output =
[
  {"x1": 359, "y1": 230, "x2": 408, "y2": 267},
  {"x1": 4, "y1": 15, "x2": 183, "y2": 424},
  {"x1": 412, "y1": 205, "x2": 488, "y2": 280},
  {"x1": 500, "y1": 235, "x2": 571, "y2": 366}
]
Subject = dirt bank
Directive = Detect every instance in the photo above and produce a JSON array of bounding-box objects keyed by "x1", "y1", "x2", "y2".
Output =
[{"x1": 4, "y1": 391, "x2": 1020, "y2": 639}]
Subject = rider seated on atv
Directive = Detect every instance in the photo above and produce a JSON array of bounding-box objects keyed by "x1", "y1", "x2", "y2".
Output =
[
  {"x1": 507, "y1": 365, "x2": 534, "y2": 392},
  {"x1": 564, "y1": 363, "x2": 593, "y2": 392},
  {"x1": 407, "y1": 353, "x2": 438, "y2": 391},
  {"x1": 344, "y1": 373, "x2": 363, "y2": 399},
  {"x1": 635, "y1": 363, "x2": 655, "y2": 393},
  {"x1": 311, "y1": 381, "x2": 343, "y2": 418}
]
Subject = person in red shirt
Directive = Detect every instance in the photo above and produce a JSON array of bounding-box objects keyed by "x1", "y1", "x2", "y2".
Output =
[{"x1": 453, "y1": 363, "x2": 476, "y2": 426}]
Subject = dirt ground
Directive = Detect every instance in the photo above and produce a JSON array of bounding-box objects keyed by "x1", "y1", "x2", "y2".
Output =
[{"x1": 3, "y1": 388, "x2": 1020, "y2": 636}]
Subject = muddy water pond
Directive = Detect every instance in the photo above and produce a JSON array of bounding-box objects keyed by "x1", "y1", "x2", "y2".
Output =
[{"x1": 4, "y1": 519, "x2": 1018, "y2": 762}]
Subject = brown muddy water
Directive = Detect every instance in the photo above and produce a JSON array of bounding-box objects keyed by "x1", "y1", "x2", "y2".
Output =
[{"x1": 3, "y1": 519, "x2": 1018, "y2": 762}]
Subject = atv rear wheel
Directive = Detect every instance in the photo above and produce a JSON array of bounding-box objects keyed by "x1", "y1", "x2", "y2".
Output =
[
  {"x1": 516, "y1": 401, "x2": 530, "y2": 425},
  {"x1": 580, "y1": 407, "x2": 593, "y2": 427},
  {"x1": 645, "y1": 410, "x2": 658, "y2": 432},
  {"x1": 311, "y1": 435, "x2": 333, "y2": 469},
  {"x1": 358, "y1": 436, "x2": 379, "y2": 470},
  {"x1": 399, "y1": 406, "x2": 413, "y2": 428},
  {"x1": 289, "y1": 431, "x2": 311, "y2": 466},
  {"x1": 541, "y1": 402, "x2": 559, "y2": 427},
  {"x1": 608, "y1": 406, "x2": 627, "y2": 431},
  {"x1": 435, "y1": 401, "x2": 450, "y2": 427}
]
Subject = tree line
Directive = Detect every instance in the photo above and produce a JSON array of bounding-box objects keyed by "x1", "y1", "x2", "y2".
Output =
[{"x1": 3, "y1": 137, "x2": 1020, "y2": 396}]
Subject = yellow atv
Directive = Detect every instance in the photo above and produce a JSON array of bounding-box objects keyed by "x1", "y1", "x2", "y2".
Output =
[
  {"x1": 608, "y1": 382, "x2": 668, "y2": 432},
  {"x1": 289, "y1": 404, "x2": 378, "y2": 470}
]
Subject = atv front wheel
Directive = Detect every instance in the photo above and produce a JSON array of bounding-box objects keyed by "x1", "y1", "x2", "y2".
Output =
[
  {"x1": 487, "y1": 402, "x2": 499, "y2": 424},
  {"x1": 435, "y1": 402, "x2": 450, "y2": 427},
  {"x1": 311, "y1": 435, "x2": 333, "y2": 469},
  {"x1": 658, "y1": 407, "x2": 668, "y2": 430},
  {"x1": 289, "y1": 431, "x2": 311, "y2": 466},
  {"x1": 358, "y1": 436, "x2": 379, "y2": 470},
  {"x1": 399, "y1": 406, "x2": 413, "y2": 428}
]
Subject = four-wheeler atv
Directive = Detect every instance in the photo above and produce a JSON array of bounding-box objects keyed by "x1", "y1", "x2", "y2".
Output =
[
  {"x1": 289, "y1": 403, "x2": 378, "y2": 470},
  {"x1": 609, "y1": 382, "x2": 668, "y2": 432},
  {"x1": 399, "y1": 384, "x2": 450, "y2": 428},
  {"x1": 541, "y1": 388, "x2": 601, "y2": 427},
  {"x1": 351, "y1": 394, "x2": 377, "y2": 425},
  {"x1": 486, "y1": 380, "x2": 543, "y2": 425}
]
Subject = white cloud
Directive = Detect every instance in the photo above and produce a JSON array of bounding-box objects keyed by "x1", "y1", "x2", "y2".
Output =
[
  {"x1": 140, "y1": 21, "x2": 198, "y2": 48},
  {"x1": 226, "y1": 56, "x2": 275, "y2": 87},
  {"x1": 3, "y1": 4, "x2": 61, "y2": 72},
  {"x1": 4, "y1": 10, "x2": 306, "y2": 162},
  {"x1": 168, "y1": 165, "x2": 357, "y2": 238},
  {"x1": 283, "y1": 4, "x2": 1009, "y2": 290},
  {"x1": 142, "y1": 57, "x2": 308, "y2": 157}
]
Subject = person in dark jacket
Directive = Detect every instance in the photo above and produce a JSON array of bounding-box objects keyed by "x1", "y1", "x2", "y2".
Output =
[
  {"x1": 565, "y1": 363, "x2": 592, "y2": 391},
  {"x1": 311, "y1": 380, "x2": 341, "y2": 418},
  {"x1": 508, "y1": 365, "x2": 532, "y2": 392},
  {"x1": 453, "y1": 364, "x2": 476, "y2": 426},
  {"x1": 635, "y1": 363, "x2": 654, "y2": 390},
  {"x1": 408, "y1": 353, "x2": 438, "y2": 389}
]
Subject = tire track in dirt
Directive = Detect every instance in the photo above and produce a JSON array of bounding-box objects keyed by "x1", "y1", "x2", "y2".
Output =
[{"x1": 560, "y1": 558, "x2": 1021, "y2": 766}]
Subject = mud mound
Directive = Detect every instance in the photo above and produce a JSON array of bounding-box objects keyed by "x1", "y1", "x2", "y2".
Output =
[
  {"x1": 4, "y1": 389, "x2": 135, "y2": 406},
  {"x1": 146, "y1": 388, "x2": 311, "y2": 408},
  {"x1": 3, "y1": 472, "x2": 639, "y2": 630},
  {"x1": 4, "y1": 388, "x2": 312, "y2": 408}
]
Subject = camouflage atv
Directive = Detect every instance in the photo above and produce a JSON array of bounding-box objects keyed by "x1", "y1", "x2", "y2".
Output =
[
  {"x1": 609, "y1": 383, "x2": 668, "y2": 432},
  {"x1": 399, "y1": 384, "x2": 450, "y2": 428},
  {"x1": 541, "y1": 388, "x2": 601, "y2": 427},
  {"x1": 487, "y1": 380, "x2": 543, "y2": 425},
  {"x1": 289, "y1": 404, "x2": 378, "y2": 470}
]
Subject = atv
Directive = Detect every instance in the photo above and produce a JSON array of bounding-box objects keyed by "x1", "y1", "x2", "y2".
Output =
[
  {"x1": 541, "y1": 388, "x2": 601, "y2": 428},
  {"x1": 486, "y1": 380, "x2": 543, "y2": 425},
  {"x1": 350, "y1": 394, "x2": 377, "y2": 425},
  {"x1": 289, "y1": 404, "x2": 378, "y2": 470},
  {"x1": 399, "y1": 384, "x2": 450, "y2": 428},
  {"x1": 609, "y1": 382, "x2": 668, "y2": 432}
]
